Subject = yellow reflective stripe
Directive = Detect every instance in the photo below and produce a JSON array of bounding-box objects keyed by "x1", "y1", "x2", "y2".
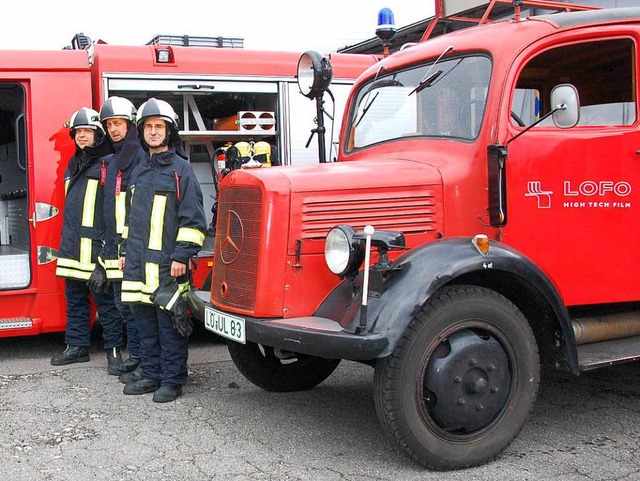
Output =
[
  {"x1": 103, "y1": 259, "x2": 120, "y2": 269},
  {"x1": 121, "y1": 291, "x2": 142, "y2": 303},
  {"x1": 121, "y1": 280, "x2": 142, "y2": 302},
  {"x1": 104, "y1": 258, "x2": 123, "y2": 280},
  {"x1": 106, "y1": 269, "x2": 123, "y2": 280},
  {"x1": 56, "y1": 256, "x2": 94, "y2": 280},
  {"x1": 145, "y1": 263, "x2": 160, "y2": 294},
  {"x1": 176, "y1": 227, "x2": 205, "y2": 246},
  {"x1": 56, "y1": 256, "x2": 94, "y2": 272},
  {"x1": 56, "y1": 267, "x2": 94, "y2": 280},
  {"x1": 79, "y1": 238, "x2": 92, "y2": 266},
  {"x1": 82, "y1": 179, "x2": 99, "y2": 227},
  {"x1": 115, "y1": 192, "x2": 127, "y2": 234},
  {"x1": 122, "y1": 225, "x2": 128, "y2": 240},
  {"x1": 65, "y1": 179, "x2": 70, "y2": 196},
  {"x1": 122, "y1": 280, "x2": 143, "y2": 292},
  {"x1": 148, "y1": 195, "x2": 166, "y2": 251}
]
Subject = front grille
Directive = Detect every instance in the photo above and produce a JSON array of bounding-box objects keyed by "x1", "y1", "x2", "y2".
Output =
[
  {"x1": 212, "y1": 186, "x2": 262, "y2": 310},
  {"x1": 300, "y1": 188, "x2": 439, "y2": 240}
]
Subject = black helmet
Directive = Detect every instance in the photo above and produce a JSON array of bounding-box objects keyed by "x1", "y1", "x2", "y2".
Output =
[
  {"x1": 99, "y1": 96, "x2": 136, "y2": 125},
  {"x1": 68, "y1": 107, "x2": 104, "y2": 139},
  {"x1": 136, "y1": 98, "x2": 181, "y2": 147}
]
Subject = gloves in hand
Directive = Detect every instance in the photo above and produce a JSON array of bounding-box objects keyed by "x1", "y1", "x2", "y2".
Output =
[
  {"x1": 87, "y1": 258, "x2": 109, "y2": 294},
  {"x1": 150, "y1": 276, "x2": 193, "y2": 338}
]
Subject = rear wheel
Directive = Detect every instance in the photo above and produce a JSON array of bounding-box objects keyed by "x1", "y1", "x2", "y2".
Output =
[
  {"x1": 227, "y1": 340, "x2": 341, "y2": 392},
  {"x1": 373, "y1": 285, "x2": 539, "y2": 470}
]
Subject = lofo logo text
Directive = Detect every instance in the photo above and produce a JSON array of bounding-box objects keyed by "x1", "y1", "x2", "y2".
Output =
[
  {"x1": 564, "y1": 181, "x2": 631, "y2": 197},
  {"x1": 526, "y1": 180, "x2": 633, "y2": 209}
]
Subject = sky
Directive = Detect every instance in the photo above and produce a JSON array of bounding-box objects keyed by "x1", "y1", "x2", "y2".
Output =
[{"x1": 1, "y1": 1, "x2": 434, "y2": 53}]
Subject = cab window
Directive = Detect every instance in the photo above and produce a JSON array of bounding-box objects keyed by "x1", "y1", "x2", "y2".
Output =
[
  {"x1": 512, "y1": 38, "x2": 636, "y2": 127},
  {"x1": 348, "y1": 55, "x2": 491, "y2": 150}
]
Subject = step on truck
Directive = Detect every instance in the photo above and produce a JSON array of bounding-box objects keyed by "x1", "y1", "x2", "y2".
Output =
[
  {"x1": 189, "y1": 0, "x2": 640, "y2": 470},
  {"x1": 0, "y1": 35, "x2": 375, "y2": 337}
]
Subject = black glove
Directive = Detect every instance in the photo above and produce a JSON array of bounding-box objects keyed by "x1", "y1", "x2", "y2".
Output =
[
  {"x1": 150, "y1": 277, "x2": 193, "y2": 338},
  {"x1": 171, "y1": 297, "x2": 193, "y2": 338},
  {"x1": 87, "y1": 258, "x2": 109, "y2": 294}
]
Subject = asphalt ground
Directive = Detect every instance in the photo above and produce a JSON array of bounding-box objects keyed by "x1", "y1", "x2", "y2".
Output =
[{"x1": 1, "y1": 325, "x2": 640, "y2": 480}]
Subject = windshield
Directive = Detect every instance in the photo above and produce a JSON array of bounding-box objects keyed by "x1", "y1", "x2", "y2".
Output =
[{"x1": 347, "y1": 55, "x2": 491, "y2": 150}]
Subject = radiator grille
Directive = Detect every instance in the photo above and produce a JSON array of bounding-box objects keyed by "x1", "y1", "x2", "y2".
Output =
[
  {"x1": 300, "y1": 189, "x2": 439, "y2": 240},
  {"x1": 212, "y1": 186, "x2": 262, "y2": 310}
]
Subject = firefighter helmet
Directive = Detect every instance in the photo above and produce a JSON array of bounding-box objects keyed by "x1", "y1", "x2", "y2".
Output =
[
  {"x1": 136, "y1": 98, "x2": 181, "y2": 147},
  {"x1": 136, "y1": 98, "x2": 179, "y2": 130},
  {"x1": 68, "y1": 107, "x2": 104, "y2": 138},
  {"x1": 99, "y1": 96, "x2": 137, "y2": 124}
]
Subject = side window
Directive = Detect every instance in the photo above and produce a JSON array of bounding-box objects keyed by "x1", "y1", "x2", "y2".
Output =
[{"x1": 512, "y1": 38, "x2": 636, "y2": 127}]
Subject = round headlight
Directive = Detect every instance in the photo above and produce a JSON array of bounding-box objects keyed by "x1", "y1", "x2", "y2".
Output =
[
  {"x1": 297, "y1": 51, "x2": 333, "y2": 99},
  {"x1": 325, "y1": 225, "x2": 364, "y2": 277}
]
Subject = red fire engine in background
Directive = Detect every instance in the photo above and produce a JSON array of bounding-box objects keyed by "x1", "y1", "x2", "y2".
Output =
[
  {"x1": 188, "y1": 0, "x2": 640, "y2": 471},
  {"x1": 0, "y1": 36, "x2": 375, "y2": 338}
]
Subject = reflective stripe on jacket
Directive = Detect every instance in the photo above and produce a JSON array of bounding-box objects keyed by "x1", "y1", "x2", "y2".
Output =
[
  {"x1": 121, "y1": 147, "x2": 206, "y2": 304},
  {"x1": 56, "y1": 140, "x2": 112, "y2": 280},
  {"x1": 102, "y1": 141, "x2": 146, "y2": 280}
]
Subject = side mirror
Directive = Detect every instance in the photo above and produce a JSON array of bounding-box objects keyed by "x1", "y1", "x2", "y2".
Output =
[{"x1": 551, "y1": 84, "x2": 580, "y2": 128}]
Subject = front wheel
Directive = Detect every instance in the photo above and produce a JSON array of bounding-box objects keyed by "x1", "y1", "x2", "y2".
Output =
[
  {"x1": 227, "y1": 340, "x2": 341, "y2": 392},
  {"x1": 373, "y1": 285, "x2": 540, "y2": 470}
]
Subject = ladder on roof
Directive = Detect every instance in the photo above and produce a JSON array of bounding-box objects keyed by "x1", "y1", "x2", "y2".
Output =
[{"x1": 421, "y1": 0, "x2": 601, "y2": 41}]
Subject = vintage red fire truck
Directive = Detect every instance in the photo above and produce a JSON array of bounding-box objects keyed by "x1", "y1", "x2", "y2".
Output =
[
  {"x1": 189, "y1": 0, "x2": 640, "y2": 470},
  {"x1": 0, "y1": 37, "x2": 375, "y2": 338}
]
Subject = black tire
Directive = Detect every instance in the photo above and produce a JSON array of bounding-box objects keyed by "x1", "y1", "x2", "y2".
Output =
[
  {"x1": 227, "y1": 340, "x2": 341, "y2": 392},
  {"x1": 373, "y1": 285, "x2": 539, "y2": 470}
]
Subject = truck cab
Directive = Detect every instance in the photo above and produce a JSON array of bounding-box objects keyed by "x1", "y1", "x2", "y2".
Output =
[{"x1": 196, "y1": 2, "x2": 640, "y2": 470}]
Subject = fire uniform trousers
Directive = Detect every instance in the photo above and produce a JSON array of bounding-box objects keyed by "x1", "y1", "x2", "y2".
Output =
[
  {"x1": 120, "y1": 146, "x2": 206, "y2": 386},
  {"x1": 102, "y1": 135, "x2": 147, "y2": 358},
  {"x1": 55, "y1": 142, "x2": 123, "y2": 349}
]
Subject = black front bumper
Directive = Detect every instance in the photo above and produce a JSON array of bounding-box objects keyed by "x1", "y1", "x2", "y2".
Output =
[{"x1": 186, "y1": 290, "x2": 389, "y2": 361}]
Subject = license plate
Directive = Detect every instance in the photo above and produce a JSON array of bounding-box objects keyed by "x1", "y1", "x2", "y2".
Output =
[{"x1": 204, "y1": 306, "x2": 246, "y2": 344}]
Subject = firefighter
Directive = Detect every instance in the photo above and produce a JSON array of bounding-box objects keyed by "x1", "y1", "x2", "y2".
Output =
[
  {"x1": 119, "y1": 98, "x2": 206, "y2": 403},
  {"x1": 51, "y1": 107, "x2": 125, "y2": 373},
  {"x1": 99, "y1": 96, "x2": 147, "y2": 379}
]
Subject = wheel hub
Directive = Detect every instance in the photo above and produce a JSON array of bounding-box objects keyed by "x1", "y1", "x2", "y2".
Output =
[{"x1": 425, "y1": 329, "x2": 511, "y2": 432}]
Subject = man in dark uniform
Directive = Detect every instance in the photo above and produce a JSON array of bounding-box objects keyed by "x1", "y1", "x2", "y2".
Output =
[
  {"x1": 99, "y1": 97, "x2": 147, "y2": 380},
  {"x1": 120, "y1": 98, "x2": 206, "y2": 402},
  {"x1": 51, "y1": 107, "x2": 124, "y2": 374}
]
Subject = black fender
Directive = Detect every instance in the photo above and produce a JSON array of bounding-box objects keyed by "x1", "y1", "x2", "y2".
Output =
[{"x1": 317, "y1": 237, "x2": 577, "y2": 370}]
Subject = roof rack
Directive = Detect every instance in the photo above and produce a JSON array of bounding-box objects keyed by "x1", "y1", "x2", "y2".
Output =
[
  {"x1": 421, "y1": 0, "x2": 601, "y2": 41},
  {"x1": 146, "y1": 35, "x2": 244, "y2": 48}
]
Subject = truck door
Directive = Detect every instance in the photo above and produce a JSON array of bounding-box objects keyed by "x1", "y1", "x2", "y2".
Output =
[
  {"x1": 505, "y1": 35, "x2": 640, "y2": 306},
  {"x1": 0, "y1": 84, "x2": 29, "y2": 291},
  {"x1": 0, "y1": 57, "x2": 92, "y2": 336}
]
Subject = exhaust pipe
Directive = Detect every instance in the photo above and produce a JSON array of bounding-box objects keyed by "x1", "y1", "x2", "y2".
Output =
[{"x1": 572, "y1": 312, "x2": 640, "y2": 345}]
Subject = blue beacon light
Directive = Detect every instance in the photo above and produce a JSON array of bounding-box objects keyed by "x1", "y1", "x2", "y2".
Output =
[{"x1": 376, "y1": 8, "x2": 397, "y2": 57}]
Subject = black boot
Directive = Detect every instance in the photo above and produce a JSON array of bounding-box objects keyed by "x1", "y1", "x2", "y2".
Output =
[
  {"x1": 106, "y1": 347, "x2": 124, "y2": 376},
  {"x1": 153, "y1": 384, "x2": 183, "y2": 403},
  {"x1": 51, "y1": 345, "x2": 90, "y2": 366},
  {"x1": 123, "y1": 378, "x2": 160, "y2": 395},
  {"x1": 119, "y1": 370, "x2": 142, "y2": 384},
  {"x1": 121, "y1": 355, "x2": 141, "y2": 373}
]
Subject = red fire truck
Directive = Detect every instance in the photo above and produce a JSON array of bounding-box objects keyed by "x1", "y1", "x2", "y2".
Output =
[
  {"x1": 190, "y1": 0, "x2": 640, "y2": 470},
  {"x1": 0, "y1": 37, "x2": 375, "y2": 338}
]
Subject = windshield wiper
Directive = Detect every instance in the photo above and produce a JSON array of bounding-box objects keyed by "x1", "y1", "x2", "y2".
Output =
[
  {"x1": 408, "y1": 70, "x2": 443, "y2": 96},
  {"x1": 354, "y1": 92, "x2": 379, "y2": 128},
  {"x1": 408, "y1": 45, "x2": 454, "y2": 97}
]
